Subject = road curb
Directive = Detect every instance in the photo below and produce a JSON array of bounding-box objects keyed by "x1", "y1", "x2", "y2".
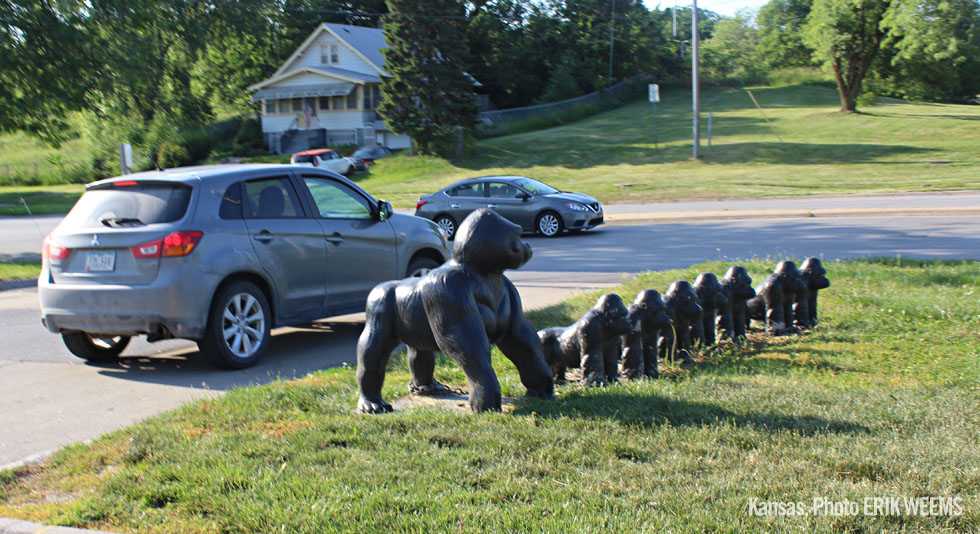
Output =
[
  {"x1": 603, "y1": 206, "x2": 980, "y2": 225},
  {"x1": 0, "y1": 279, "x2": 36, "y2": 292},
  {"x1": 0, "y1": 517, "x2": 117, "y2": 534}
]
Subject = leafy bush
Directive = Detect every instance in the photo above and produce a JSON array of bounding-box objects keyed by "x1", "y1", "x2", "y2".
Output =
[
  {"x1": 157, "y1": 142, "x2": 192, "y2": 168},
  {"x1": 178, "y1": 131, "x2": 214, "y2": 164}
]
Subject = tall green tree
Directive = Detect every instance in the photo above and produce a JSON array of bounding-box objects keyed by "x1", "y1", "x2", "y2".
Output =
[
  {"x1": 756, "y1": 0, "x2": 814, "y2": 68},
  {"x1": 702, "y1": 10, "x2": 765, "y2": 83},
  {"x1": 0, "y1": 0, "x2": 97, "y2": 143},
  {"x1": 803, "y1": 0, "x2": 893, "y2": 112},
  {"x1": 378, "y1": 0, "x2": 478, "y2": 155},
  {"x1": 878, "y1": 0, "x2": 980, "y2": 101}
]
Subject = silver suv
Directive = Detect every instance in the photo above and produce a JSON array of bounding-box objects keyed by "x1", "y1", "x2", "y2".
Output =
[{"x1": 39, "y1": 164, "x2": 449, "y2": 369}]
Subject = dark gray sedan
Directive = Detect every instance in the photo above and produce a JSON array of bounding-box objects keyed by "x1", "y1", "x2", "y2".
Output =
[{"x1": 414, "y1": 176, "x2": 604, "y2": 239}]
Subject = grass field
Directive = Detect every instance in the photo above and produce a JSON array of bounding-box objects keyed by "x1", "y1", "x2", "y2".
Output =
[
  {"x1": 2, "y1": 84, "x2": 979, "y2": 213},
  {"x1": 0, "y1": 261, "x2": 40, "y2": 280},
  {"x1": 2, "y1": 258, "x2": 977, "y2": 533},
  {"x1": 0, "y1": 184, "x2": 85, "y2": 216},
  {"x1": 356, "y1": 85, "x2": 980, "y2": 207}
]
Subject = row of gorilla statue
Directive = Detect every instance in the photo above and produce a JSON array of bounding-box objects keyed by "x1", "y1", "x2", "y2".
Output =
[
  {"x1": 354, "y1": 209, "x2": 829, "y2": 414},
  {"x1": 539, "y1": 258, "x2": 830, "y2": 386}
]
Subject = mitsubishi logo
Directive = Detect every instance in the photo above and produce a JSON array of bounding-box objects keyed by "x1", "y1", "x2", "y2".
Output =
[{"x1": 91, "y1": 234, "x2": 100, "y2": 247}]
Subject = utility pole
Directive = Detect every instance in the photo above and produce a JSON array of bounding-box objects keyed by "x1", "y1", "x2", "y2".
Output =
[
  {"x1": 672, "y1": 1, "x2": 677, "y2": 37},
  {"x1": 692, "y1": 0, "x2": 700, "y2": 159},
  {"x1": 608, "y1": 0, "x2": 615, "y2": 86}
]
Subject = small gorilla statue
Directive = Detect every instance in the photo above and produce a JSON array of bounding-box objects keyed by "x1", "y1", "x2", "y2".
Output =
[
  {"x1": 746, "y1": 261, "x2": 807, "y2": 335},
  {"x1": 717, "y1": 265, "x2": 755, "y2": 342},
  {"x1": 691, "y1": 273, "x2": 728, "y2": 347},
  {"x1": 795, "y1": 257, "x2": 830, "y2": 329},
  {"x1": 355, "y1": 209, "x2": 554, "y2": 414},
  {"x1": 658, "y1": 281, "x2": 703, "y2": 366},
  {"x1": 619, "y1": 289, "x2": 672, "y2": 379},
  {"x1": 538, "y1": 293, "x2": 633, "y2": 386}
]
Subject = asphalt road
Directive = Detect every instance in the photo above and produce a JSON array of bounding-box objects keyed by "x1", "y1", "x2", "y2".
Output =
[{"x1": 1, "y1": 193, "x2": 978, "y2": 468}]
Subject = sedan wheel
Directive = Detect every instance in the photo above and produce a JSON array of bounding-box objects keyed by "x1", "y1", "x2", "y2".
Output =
[
  {"x1": 199, "y1": 281, "x2": 271, "y2": 369},
  {"x1": 434, "y1": 215, "x2": 457, "y2": 240},
  {"x1": 536, "y1": 211, "x2": 564, "y2": 237}
]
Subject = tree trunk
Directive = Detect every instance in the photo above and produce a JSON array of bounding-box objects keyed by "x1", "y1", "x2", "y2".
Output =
[{"x1": 831, "y1": 61, "x2": 857, "y2": 113}]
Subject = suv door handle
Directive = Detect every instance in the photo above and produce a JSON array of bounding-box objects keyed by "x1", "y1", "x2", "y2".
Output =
[
  {"x1": 487, "y1": 203, "x2": 498, "y2": 208},
  {"x1": 325, "y1": 233, "x2": 344, "y2": 244},
  {"x1": 450, "y1": 204, "x2": 461, "y2": 209},
  {"x1": 254, "y1": 231, "x2": 274, "y2": 243}
]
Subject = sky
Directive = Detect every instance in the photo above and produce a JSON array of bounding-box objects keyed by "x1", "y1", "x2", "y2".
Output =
[{"x1": 643, "y1": 0, "x2": 769, "y2": 18}]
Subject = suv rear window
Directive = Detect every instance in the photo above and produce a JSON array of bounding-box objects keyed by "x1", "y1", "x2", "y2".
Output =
[
  {"x1": 292, "y1": 155, "x2": 314, "y2": 163},
  {"x1": 63, "y1": 181, "x2": 193, "y2": 228}
]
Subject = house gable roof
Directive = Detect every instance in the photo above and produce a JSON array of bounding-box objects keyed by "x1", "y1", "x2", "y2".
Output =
[
  {"x1": 247, "y1": 66, "x2": 380, "y2": 92},
  {"x1": 272, "y1": 23, "x2": 388, "y2": 78}
]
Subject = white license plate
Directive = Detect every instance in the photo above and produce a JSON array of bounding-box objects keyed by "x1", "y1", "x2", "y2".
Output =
[{"x1": 85, "y1": 251, "x2": 116, "y2": 272}]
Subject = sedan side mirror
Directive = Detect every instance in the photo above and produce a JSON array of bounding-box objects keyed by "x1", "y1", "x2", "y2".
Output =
[{"x1": 376, "y1": 200, "x2": 393, "y2": 222}]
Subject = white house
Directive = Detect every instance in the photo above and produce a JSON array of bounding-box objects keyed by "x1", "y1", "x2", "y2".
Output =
[{"x1": 248, "y1": 23, "x2": 411, "y2": 154}]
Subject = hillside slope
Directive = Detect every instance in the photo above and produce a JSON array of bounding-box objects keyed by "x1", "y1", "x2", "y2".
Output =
[{"x1": 358, "y1": 85, "x2": 980, "y2": 207}]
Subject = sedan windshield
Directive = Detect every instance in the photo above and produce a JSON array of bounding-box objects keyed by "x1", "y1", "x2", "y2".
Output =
[{"x1": 512, "y1": 177, "x2": 559, "y2": 195}]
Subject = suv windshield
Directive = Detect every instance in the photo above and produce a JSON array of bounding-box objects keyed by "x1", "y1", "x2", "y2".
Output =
[
  {"x1": 62, "y1": 182, "x2": 193, "y2": 228},
  {"x1": 512, "y1": 177, "x2": 559, "y2": 195}
]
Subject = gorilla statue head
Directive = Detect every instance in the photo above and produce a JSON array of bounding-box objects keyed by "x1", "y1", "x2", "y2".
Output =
[
  {"x1": 694, "y1": 272, "x2": 728, "y2": 309},
  {"x1": 595, "y1": 293, "x2": 634, "y2": 336},
  {"x1": 453, "y1": 209, "x2": 533, "y2": 274},
  {"x1": 665, "y1": 281, "x2": 703, "y2": 321},
  {"x1": 774, "y1": 260, "x2": 807, "y2": 297},
  {"x1": 628, "y1": 289, "x2": 672, "y2": 333},
  {"x1": 723, "y1": 265, "x2": 756, "y2": 302},
  {"x1": 800, "y1": 257, "x2": 830, "y2": 292}
]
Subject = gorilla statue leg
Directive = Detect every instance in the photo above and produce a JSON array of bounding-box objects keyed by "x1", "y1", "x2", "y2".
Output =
[
  {"x1": 497, "y1": 319, "x2": 555, "y2": 399},
  {"x1": 355, "y1": 284, "x2": 399, "y2": 413},
  {"x1": 407, "y1": 348, "x2": 453, "y2": 396}
]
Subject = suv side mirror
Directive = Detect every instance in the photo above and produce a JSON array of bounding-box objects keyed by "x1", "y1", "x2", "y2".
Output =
[
  {"x1": 516, "y1": 192, "x2": 531, "y2": 201},
  {"x1": 376, "y1": 200, "x2": 393, "y2": 221}
]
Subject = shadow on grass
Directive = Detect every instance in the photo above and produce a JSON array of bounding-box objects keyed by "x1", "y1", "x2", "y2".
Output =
[
  {"x1": 513, "y1": 388, "x2": 869, "y2": 436},
  {"x1": 461, "y1": 139, "x2": 936, "y2": 171}
]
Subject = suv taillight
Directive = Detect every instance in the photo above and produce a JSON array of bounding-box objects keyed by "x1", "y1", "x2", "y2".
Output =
[
  {"x1": 132, "y1": 231, "x2": 203, "y2": 258},
  {"x1": 42, "y1": 235, "x2": 70, "y2": 260},
  {"x1": 416, "y1": 199, "x2": 428, "y2": 210}
]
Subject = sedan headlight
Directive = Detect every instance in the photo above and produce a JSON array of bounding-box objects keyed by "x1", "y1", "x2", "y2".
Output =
[{"x1": 565, "y1": 202, "x2": 589, "y2": 211}]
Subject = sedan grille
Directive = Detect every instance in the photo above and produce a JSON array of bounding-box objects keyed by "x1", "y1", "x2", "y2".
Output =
[{"x1": 588, "y1": 202, "x2": 601, "y2": 213}]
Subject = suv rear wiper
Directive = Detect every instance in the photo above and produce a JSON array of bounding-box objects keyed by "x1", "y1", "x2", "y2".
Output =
[{"x1": 100, "y1": 217, "x2": 144, "y2": 227}]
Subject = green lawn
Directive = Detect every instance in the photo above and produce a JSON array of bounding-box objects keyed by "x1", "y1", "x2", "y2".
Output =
[
  {"x1": 2, "y1": 258, "x2": 977, "y2": 533},
  {"x1": 357, "y1": 85, "x2": 980, "y2": 207},
  {"x1": 0, "y1": 184, "x2": 85, "y2": 216},
  {"x1": 0, "y1": 261, "x2": 40, "y2": 280}
]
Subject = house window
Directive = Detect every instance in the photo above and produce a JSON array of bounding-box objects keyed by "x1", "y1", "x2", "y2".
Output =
[
  {"x1": 320, "y1": 43, "x2": 340, "y2": 65},
  {"x1": 292, "y1": 98, "x2": 303, "y2": 112},
  {"x1": 278, "y1": 99, "x2": 291, "y2": 113},
  {"x1": 333, "y1": 95, "x2": 345, "y2": 111},
  {"x1": 363, "y1": 86, "x2": 382, "y2": 109},
  {"x1": 319, "y1": 96, "x2": 330, "y2": 111},
  {"x1": 265, "y1": 100, "x2": 276, "y2": 114},
  {"x1": 347, "y1": 88, "x2": 358, "y2": 110}
]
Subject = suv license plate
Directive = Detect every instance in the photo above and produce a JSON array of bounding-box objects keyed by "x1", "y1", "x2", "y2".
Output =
[{"x1": 85, "y1": 251, "x2": 116, "y2": 272}]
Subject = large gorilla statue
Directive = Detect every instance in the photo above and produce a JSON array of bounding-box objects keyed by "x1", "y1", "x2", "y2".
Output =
[
  {"x1": 692, "y1": 273, "x2": 728, "y2": 347},
  {"x1": 355, "y1": 209, "x2": 554, "y2": 413}
]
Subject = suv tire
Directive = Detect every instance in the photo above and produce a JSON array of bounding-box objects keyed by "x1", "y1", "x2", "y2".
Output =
[
  {"x1": 199, "y1": 280, "x2": 272, "y2": 369},
  {"x1": 62, "y1": 332, "x2": 130, "y2": 362}
]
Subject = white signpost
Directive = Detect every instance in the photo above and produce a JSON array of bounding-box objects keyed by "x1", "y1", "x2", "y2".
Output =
[
  {"x1": 118, "y1": 143, "x2": 133, "y2": 175},
  {"x1": 648, "y1": 84, "x2": 660, "y2": 149}
]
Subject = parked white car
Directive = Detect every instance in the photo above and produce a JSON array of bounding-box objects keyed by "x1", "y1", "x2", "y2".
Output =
[{"x1": 290, "y1": 148, "x2": 358, "y2": 176}]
